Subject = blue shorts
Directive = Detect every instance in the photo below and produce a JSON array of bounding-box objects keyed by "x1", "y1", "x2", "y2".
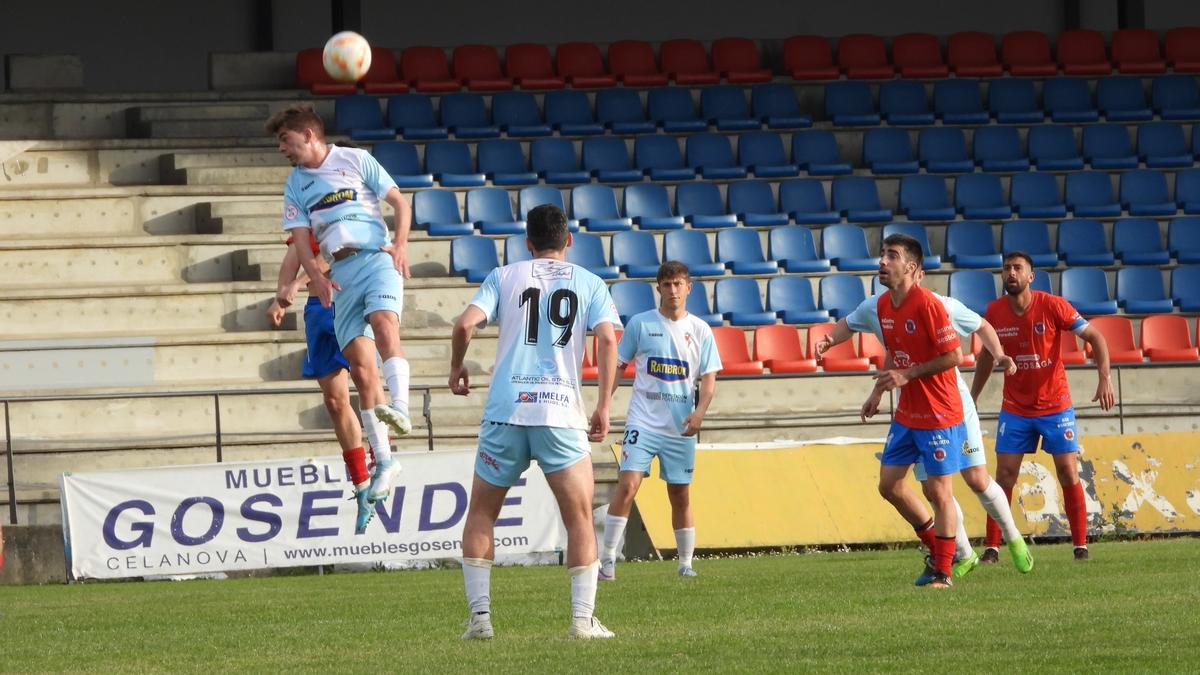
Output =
[
  {"x1": 913, "y1": 389, "x2": 985, "y2": 481},
  {"x1": 329, "y1": 249, "x2": 401, "y2": 349},
  {"x1": 996, "y1": 408, "x2": 1080, "y2": 455},
  {"x1": 302, "y1": 298, "x2": 350, "y2": 379},
  {"x1": 882, "y1": 421, "x2": 968, "y2": 477},
  {"x1": 618, "y1": 427, "x2": 697, "y2": 485},
  {"x1": 475, "y1": 421, "x2": 590, "y2": 488}
]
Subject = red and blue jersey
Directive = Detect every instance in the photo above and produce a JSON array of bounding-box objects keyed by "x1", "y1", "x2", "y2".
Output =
[
  {"x1": 985, "y1": 291, "x2": 1088, "y2": 417},
  {"x1": 876, "y1": 285, "x2": 964, "y2": 430}
]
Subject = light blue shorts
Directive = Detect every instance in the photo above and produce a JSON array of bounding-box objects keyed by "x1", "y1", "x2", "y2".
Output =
[
  {"x1": 618, "y1": 427, "x2": 697, "y2": 485},
  {"x1": 913, "y1": 395, "x2": 985, "y2": 481},
  {"x1": 329, "y1": 249, "x2": 401, "y2": 349},
  {"x1": 882, "y1": 421, "x2": 968, "y2": 477},
  {"x1": 996, "y1": 408, "x2": 1079, "y2": 455},
  {"x1": 475, "y1": 421, "x2": 590, "y2": 488}
]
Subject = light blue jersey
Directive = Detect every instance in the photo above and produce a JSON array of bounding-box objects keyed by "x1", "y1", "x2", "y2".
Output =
[
  {"x1": 618, "y1": 310, "x2": 721, "y2": 437},
  {"x1": 281, "y1": 145, "x2": 397, "y2": 256},
  {"x1": 470, "y1": 259, "x2": 621, "y2": 429}
]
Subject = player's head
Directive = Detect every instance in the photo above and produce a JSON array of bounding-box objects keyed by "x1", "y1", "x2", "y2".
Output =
[
  {"x1": 266, "y1": 104, "x2": 326, "y2": 166},
  {"x1": 655, "y1": 261, "x2": 692, "y2": 313},
  {"x1": 878, "y1": 233, "x2": 924, "y2": 289},
  {"x1": 1001, "y1": 251, "x2": 1035, "y2": 296},
  {"x1": 525, "y1": 204, "x2": 571, "y2": 255}
]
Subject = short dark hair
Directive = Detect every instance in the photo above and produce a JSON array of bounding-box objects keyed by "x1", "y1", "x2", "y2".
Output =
[
  {"x1": 1003, "y1": 251, "x2": 1034, "y2": 269},
  {"x1": 656, "y1": 260, "x2": 691, "y2": 283},
  {"x1": 881, "y1": 233, "x2": 923, "y2": 264},
  {"x1": 526, "y1": 204, "x2": 569, "y2": 252},
  {"x1": 265, "y1": 104, "x2": 326, "y2": 138}
]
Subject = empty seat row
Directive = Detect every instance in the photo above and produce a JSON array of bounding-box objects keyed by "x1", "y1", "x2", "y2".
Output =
[
  {"x1": 951, "y1": 266, "x2": 1200, "y2": 317},
  {"x1": 946, "y1": 217, "x2": 1200, "y2": 269}
]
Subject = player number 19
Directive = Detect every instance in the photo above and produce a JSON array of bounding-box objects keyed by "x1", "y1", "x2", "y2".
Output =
[{"x1": 518, "y1": 287, "x2": 579, "y2": 347}]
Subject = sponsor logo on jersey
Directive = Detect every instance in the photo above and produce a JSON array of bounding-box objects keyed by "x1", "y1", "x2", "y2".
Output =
[
  {"x1": 963, "y1": 441, "x2": 980, "y2": 455},
  {"x1": 1034, "y1": 321, "x2": 1046, "y2": 335},
  {"x1": 647, "y1": 357, "x2": 689, "y2": 381},
  {"x1": 478, "y1": 451, "x2": 500, "y2": 471},
  {"x1": 892, "y1": 350, "x2": 912, "y2": 368},
  {"x1": 904, "y1": 319, "x2": 917, "y2": 334},
  {"x1": 648, "y1": 331, "x2": 664, "y2": 337},
  {"x1": 996, "y1": 326, "x2": 1020, "y2": 338},
  {"x1": 302, "y1": 180, "x2": 314, "y2": 190},
  {"x1": 881, "y1": 318, "x2": 895, "y2": 330},
  {"x1": 532, "y1": 259, "x2": 573, "y2": 280},
  {"x1": 516, "y1": 391, "x2": 538, "y2": 403},
  {"x1": 311, "y1": 189, "x2": 358, "y2": 212},
  {"x1": 644, "y1": 391, "x2": 691, "y2": 403},
  {"x1": 514, "y1": 390, "x2": 571, "y2": 405}
]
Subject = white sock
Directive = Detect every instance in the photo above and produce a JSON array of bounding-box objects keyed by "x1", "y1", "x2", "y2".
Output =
[
  {"x1": 463, "y1": 557, "x2": 492, "y2": 615},
  {"x1": 381, "y1": 357, "x2": 410, "y2": 415},
  {"x1": 569, "y1": 560, "x2": 599, "y2": 620},
  {"x1": 361, "y1": 410, "x2": 392, "y2": 463},
  {"x1": 977, "y1": 480, "x2": 1023, "y2": 543},
  {"x1": 602, "y1": 514, "x2": 628, "y2": 562},
  {"x1": 674, "y1": 527, "x2": 696, "y2": 568},
  {"x1": 953, "y1": 498, "x2": 973, "y2": 561}
]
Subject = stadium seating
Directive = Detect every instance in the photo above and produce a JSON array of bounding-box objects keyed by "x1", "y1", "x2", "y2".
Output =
[
  {"x1": 1002, "y1": 31, "x2": 1056, "y2": 76},
  {"x1": 837, "y1": 34, "x2": 894, "y2": 79},
  {"x1": 401, "y1": 46, "x2": 460, "y2": 92},
  {"x1": 1082, "y1": 124, "x2": 1137, "y2": 170},
  {"x1": 530, "y1": 138, "x2": 590, "y2": 184},
  {"x1": 714, "y1": 278, "x2": 777, "y2": 326},
  {"x1": 555, "y1": 42, "x2": 616, "y2": 88},
  {"x1": 1043, "y1": 77, "x2": 1099, "y2": 122},
  {"x1": 1166, "y1": 27, "x2": 1200, "y2": 72},
  {"x1": 1010, "y1": 171, "x2": 1067, "y2": 218},
  {"x1": 948, "y1": 270, "x2": 997, "y2": 315},
  {"x1": 879, "y1": 80, "x2": 934, "y2": 126},
  {"x1": 1001, "y1": 220, "x2": 1059, "y2": 267},
  {"x1": 623, "y1": 183, "x2": 685, "y2": 230},
  {"x1": 1116, "y1": 267, "x2": 1174, "y2": 314},
  {"x1": 753, "y1": 325, "x2": 818, "y2": 373},
  {"x1": 1033, "y1": 269, "x2": 1054, "y2": 294},
  {"x1": 768, "y1": 225, "x2": 832, "y2": 273},
  {"x1": 1060, "y1": 267, "x2": 1118, "y2": 315},
  {"x1": 716, "y1": 228, "x2": 778, "y2": 275},
  {"x1": 466, "y1": 187, "x2": 524, "y2": 234},
  {"x1": 973, "y1": 126, "x2": 1031, "y2": 172},
  {"x1": 1168, "y1": 216, "x2": 1200, "y2": 262},
  {"x1": 661, "y1": 39, "x2": 721, "y2": 85},
  {"x1": 608, "y1": 40, "x2": 668, "y2": 86},
  {"x1": 1152, "y1": 75, "x2": 1200, "y2": 119},
  {"x1": 711, "y1": 326, "x2": 766, "y2": 374},
  {"x1": 544, "y1": 90, "x2": 603, "y2": 135},
  {"x1": 571, "y1": 184, "x2": 632, "y2": 232},
  {"x1": 863, "y1": 128, "x2": 919, "y2": 174},
  {"x1": 1178, "y1": 171, "x2": 1200, "y2": 214},
  {"x1": 367, "y1": 47, "x2": 410, "y2": 94},
  {"x1": 819, "y1": 274, "x2": 867, "y2": 319},
  {"x1": 738, "y1": 132, "x2": 799, "y2": 178},
  {"x1": 700, "y1": 85, "x2": 758, "y2": 131},
  {"x1": 1056, "y1": 29, "x2": 1112, "y2": 76},
  {"x1": 822, "y1": 224, "x2": 877, "y2": 271},
  {"x1": 296, "y1": 48, "x2": 358, "y2": 95},
  {"x1": 859, "y1": 332, "x2": 887, "y2": 369},
  {"x1": 595, "y1": 89, "x2": 656, "y2": 134},
  {"x1": 687, "y1": 281, "x2": 724, "y2": 326},
  {"x1": 1028, "y1": 125, "x2": 1084, "y2": 170},
  {"x1": 987, "y1": 78, "x2": 1043, "y2": 123},
  {"x1": 450, "y1": 235, "x2": 499, "y2": 282},
  {"x1": 675, "y1": 182, "x2": 738, "y2": 228},
  {"x1": 453, "y1": 45, "x2": 513, "y2": 91},
  {"x1": 750, "y1": 84, "x2": 812, "y2": 129},
  {"x1": 831, "y1": 176, "x2": 891, "y2": 222},
  {"x1": 1139, "y1": 315, "x2": 1199, "y2": 361},
  {"x1": 1065, "y1": 172, "x2": 1120, "y2": 217},
  {"x1": 776, "y1": 179, "x2": 837, "y2": 225},
  {"x1": 766, "y1": 276, "x2": 829, "y2": 324},
  {"x1": 807, "y1": 323, "x2": 871, "y2": 371},
  {"x1": 792, "y1": 131, "x2": 852, "y2": 175},
  {"x1": 334, "y1": 95, "x2": 392, "y2": 140},
  {"x1": 634, "y1": 134, "x2": 695, "y2": 181},
  {"x1": 1112, "y1": 28, "x2": 1167, "y2": 74},
  {"x1": 477, "y1": 139, "x2": 537, "y2": 186},
  {"x1": 824, "y1": 81, "x2": 882, "y2": 126},
  {"x1": 581, "y1": 136, "x2": 642, "y2": 182},
  {"x1": 712, "y1": 37, "x2": 773, "y2": 83},
  {"x1": 663, "y1": 230, "x2": 727, "y2": 276},
  {"x1": 647, "y1": 87, "x2": 707, "y2": 133},
  {"x1": 387, "y1": 94, "x2": 447, "y2": 140},
  {"x1": 1085, "y1": 316, "x2": 1145, "y2": 362},
  {"x1": 1137, "y1": 122, "x2": 1192, "y2": 167},
  {"x1": 955, "y1": 173, "x2": 1012, "y2": 219},
  {"x1": 610, "y1": 230, "x2": 662, "y2": 278},
  {"x1": 686, "y1": 133, "x2": 747, "y2": 179},
  {"x1": 882, "y1": 222, "x2": 941, "y2": 269},
  {"x1": 566, "y1": 232, "x2": 619, "y2": 279},
  {"x1": 784, "y1": 35, "x2": 840, "y2": 80},
  {"x1": 518, "y1": 186, "x2": 567, "y2": 220},
  {"x1": 1059, "y1": 331, "x2": 1087, "y2": 364},
  {"x1": 610, "y1": 280, "x2": 656, "y2": 323},
  {"x1": 898, "y1": 175, "x2": 954, "y2": 221},
  {"x1": 413, "y1": 189, "x2": 473, "y2": 237},
  {"x1": 892, "y1": 32, "x2": 949, "y2": 78},
  {"x1": 944, "y1": 221, "x2": 1002, "y2": 268},
  {"x1": 948, "y1": 31, "x2": 1003, "y2": 77},
  {"x1": 504, "y1": 43, "x2": 565, "y2": 89},
  {"x1": 1057, "y1": 219, "x2": 1114, "y2": 266},
  {"x1": 728, "y1": 180, "x2": 790, "y2": 226},
  {"x1": 1173, "y1": 265, "x2": 1200, "y2": 310},
  {"x1": 425, "y1": 140, "x2": 486, "y2": 187},
  {"x1": 1097, "y1": 76, "x2": 1153, "y2": 121},
  {"x1": 371, "y1": 142, "x2": 434, "y2": 187},
  {"x1": 1120, "y1": 171, "x2": 1177, "y2": 217},
  {"x1": 933, "y1": 79, "x2": 989, "y2": 124},
  {"x1": 504, "y1": 234, "x2": 532, "y2": 264},
  {"x1": 1113, "y1": 217, "x2": 1171, "y2": 265},
  {"x1": 439, "y1": 93, "x2": 500, "y2": 138}
]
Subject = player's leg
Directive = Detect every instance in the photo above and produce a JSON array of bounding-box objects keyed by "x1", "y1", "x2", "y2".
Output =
[
  {"x1": 916, "y1": 424, "x2": 967, "y2": 587},
  {"x1": 961, "y1": 466, "x2": 1032, "y2": 573},
  {"x1": 658, "y1": 432, "x2": 698, "y2": 577},
  {"x1": 983, "y1": 411, "x2": 1035, "y2": 563},
  {"x1": 360, "y1": 252, "x2": 412, "y2": 437},
  {"x1": 317, "y1": 368, "x2": 375, "y2": 534},
  {"x1": 601, "y1": 471, "x2": 643, "y2": 581},
  {"x1": 914, "y1": 460, "x2": 974, "y2": 571},
  {"x1": 342, "y1": 336, "x2": 401, "y2": 502},
  {"x1": 879, "y1": 424, "x2": 937, "y2": 552},
  {"x1": 1040, "y1": 409, "x2": 1089, "y2": 559}
]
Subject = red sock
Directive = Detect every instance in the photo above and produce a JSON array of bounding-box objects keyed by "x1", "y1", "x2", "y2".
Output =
[
  {"x1": 984, "y1": 485, "x2": 1014, "y2": 548},
  {"x1": 934, "y1": 536, "x2": 956, "y2": 576},
  {"x1": 1062, "y1": 481, "x2": 1089, "y2": 547},
  {"x1": 367, "y1": 446, "x2": 377, "y2": 475},
  {"x1": 914, "y1": 519, "x2": 936, "y2": 551},
  {"x1": 343, "y1": 447, "x2": 370, "y2": 487}
]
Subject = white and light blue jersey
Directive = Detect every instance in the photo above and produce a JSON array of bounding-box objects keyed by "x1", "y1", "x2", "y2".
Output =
[
  {"x1": 619, "y1": 310, "x2": 722, "y2": 438},
  {"x1": 470, "y1": 259, "x2": 621, "y2": 429},
  {"x1": 281, "y1": 145, "x2": 397, "y2": 257}
]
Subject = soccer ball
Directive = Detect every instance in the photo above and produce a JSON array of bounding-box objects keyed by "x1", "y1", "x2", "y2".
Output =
[{"x1": 322, "y1": 31, "x2": 372, "y2": 83}]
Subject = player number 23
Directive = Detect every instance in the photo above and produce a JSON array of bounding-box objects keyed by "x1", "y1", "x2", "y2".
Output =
[
  {"x1": 519, "y1": 287, "x2": 579, "y2": 347},
  {"x1": 622, "y1": 429, "x2": 639, "y2": 445}
]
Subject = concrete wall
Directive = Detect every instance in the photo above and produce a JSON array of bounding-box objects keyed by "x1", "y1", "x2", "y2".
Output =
[{"x1": 1145, "y1": 0, "x2": 1200, "y2": 30}]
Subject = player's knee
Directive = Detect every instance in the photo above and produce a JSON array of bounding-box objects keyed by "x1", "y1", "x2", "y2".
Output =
[
  {"x1": 962, "y1": 467, "x2": 990, "y2": 492},
  {"x1": 877, "y1": 480, "x2": 899, "y2": 502},
  {"x1": 667, "y1": 486, "x2": 690, "y2": 508}
]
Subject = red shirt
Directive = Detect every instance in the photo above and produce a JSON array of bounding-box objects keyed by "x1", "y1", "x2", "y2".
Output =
[
  {"x1": 876, "y1": 285, "x2": 964, "y2": 429},
  {"x1": 985, "y1": 291, "x2": 1087, "y2": 417}
]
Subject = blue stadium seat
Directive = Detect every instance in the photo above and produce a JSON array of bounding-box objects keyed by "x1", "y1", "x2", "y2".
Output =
[
  {"x1": 1177, "y1": 169, "x2": 1200, "y2": 214},
  {"x1": 738, "y1": 131, "x2": 799, "y2": 178},
  {"x1": 955, "y1": 173, "x2": 1013, "y2": 219},
  {"x1": 610, "y1": 230, "x2": 662, "y2": 278},
  {"x1": 822, "y1": 224, "x2": 877, "y2": 271},
  {"x1": 518, "y1": 186, "x2": 577, "y2": 230},
  {"x1": 879, "y1": 80, "x2": 934, "y2": 125},
  {"x1": 768, "y1": 225, "x2": 832, "y2": 273},
  {"x1": 1028, "y1": 125, "x2": 1084, "y2": 170},
  {"x1": 1043, "y1": 77, "x2": 1098, "y2": 123},
  {"x1": 371, "y1": 142, "x2": 434, "y2": 188},
  {"x1": 918, "y1": 127, "x2": 973, "y2": 173},
  {"x1": 863, "y1": 128, "x2": 919, "y2": 174},
  {"x1": 595, "y1": 89, "x2": 656, "y2": 134},
  {"x1": 987, "y1": 78, "x2": 1044, "y2": 123},
  {"x1": 1097, "y1": 76, "x2": 1153, "y2": 121},
  {"x1": 779, "y1": 179, "x2": 839, "y2": 225},
  {"x1": 1151, "y1": 74, "x2": 1200, "y2": 120},
  {"x1": 714, "y1": 278, "x2": 776, "y2": 326},
  {"x1": 933, "y1": 79, "x2": 989, "y2": 124},
  {"x1": 450, "y1": 235, "x2": 499, "y2": 283},
  {"x1": 566, "y1": 232, "x2": 620, "y2": 279},
  {"x1": 1082, "y1": 124, "x2": 1137, "y2": 170},
  {"x1": 663, "y1": 229, "x2": 727, "y2": 276},
  {"x1": 948, "y1": 270, "x2": 998, "y2": 316},
  {"x1": 646, "y1": 87, "x2": 707, "y2": 133},
  {"x1": 425, "y1": 140, "x2": 487, "y2": 187},
  {"x1": 898, "y1": 175, "x2": 955, "y2": 221},
  {"x1": 1117, "y1": 267, "x2": 1174, "y2": 314},
  {"x1": 1032, "y1": 269, "x2": 1053, "y2": 294},
  {"x1": 791, "y1": 131, "x2": 852, "y2": 175},
  {"x1": 633, "y1": 135, "x2": 694, "y2": 181},
  {"x1": 571, "y1": 184, "x2": 633, "y2": 232},
  {"x1": 701, "y1": 85, "x2": 760, "y2": 131},
  {"x1": 581, "y1": 137, "x2": 642, "y2": 183},
  {"x1": 477, "y1": 139, "x2": 538, "y2": 186},
  {"x1": 686, "y1": 133, "x2": 748, "y2": 179},
  {"x1": 1113, "y1": 217, "x2": 1171, "y2": 265},
  {"x1": 1001, "y1": 220, "x2": 1060, "y2": 267},
  {"x1": 824, "y1": 81, "x2": 881, "y2": 126},
  {"x1": 466, "y1": 188, "x2": 525, "y2": 235},
  {"x1": 882, "y1": 222, "x2": 941, "y2": 269},
  {"x1": 1065, "y1": 172, "x2": 1121, "y2": 217},
  {"x1": 831, "y1": 176, "x2": 892, "y2": 222},
  {"x1": 972, "y1": 126, "x2": 1031, "y2": 172},
  {"x1": 334, "y1": 95, "x2": 393, "y2": 140},
  {"x1": 531, "y1": 138, "x2": 590, "y2": 185},
  {"x1": 1060, "y1": 267, "x2": 1118, "y2": 315},
  {"x1": 728, "y1": 180, "x2": 789, "y2": 226},
  {"x1": 610, "y1": 280, "x2": 656, "y2": 323},
  {"x1": 750, "y1": 84, "x2": 812, "y2": 129},
  {"x1": 945, "y1": 221, "x2": 1002, "y2": 268},
  {"x1": 675, "y1": 182, "x2": 738, "y2": 228},
  {"x1": 716, "y1": 228, "x2": 779, "y2": 275},
  {"x1": 819, "y1": 275, "x2": 867, "y2": 319},
  {"x1": 504, "y1": 234, "x2": 532, "y2": 265},
  {"x1": 413, "y1": 189, "x2": 474, "y2": 237},
  {"x1": 1137, "y1": 122, "x2": 1192, "y2": 168},
  {"x1": 686, "y1": 281, "x2": 723, "y2": 327},
  {"x1": 387, "y1": 94, "x2": 448, "y2": 140},
  {"x1": 1010, "y1": 172, "x2": 1067, "y2": 218},
  {"x1": 1120, "y1": 170, "x2": 1176, "y2": 217},
  {"x1": 1171, "y1": 265, "x2": 1200, "y2": 311},
  {"x1": 439, "y1": 93, "x2": 500, "y2": 138},
  {"x1": 491, "y1": 91, "x2": 551, "y2": 137},
  {"x1": 623, "y1": 183, "x2": 685, "y2": 230},
  {"x1": 1056, "y1": 219, "x2": 1114, "y2": 266},
  {"x1": 1168, "y1": 216, "x2": 1200, "y2": 263},
  {"x1": 544, "y1": 90, "x2": 604, "y2": 135},
  {"x1": 766, "y1": 276, "x2": 830, "y2": 324}
]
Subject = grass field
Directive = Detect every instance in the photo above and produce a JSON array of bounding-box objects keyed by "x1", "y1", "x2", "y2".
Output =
[{"x1": 2, "y1": 539, "x2": 1198, "y2": 672}]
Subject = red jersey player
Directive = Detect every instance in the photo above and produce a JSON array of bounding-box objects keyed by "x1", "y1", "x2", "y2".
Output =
[{"x1": 970, "y1": 252, "x2": 1114, "y2": 561}]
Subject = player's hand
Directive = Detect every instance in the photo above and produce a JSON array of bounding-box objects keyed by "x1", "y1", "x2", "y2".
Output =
[
  {"x1": 588, "y1": 407, "x2": 610, "y2": 442},
  {"x1": 448, "y1": 364, "x2": 471, "y2": 396},
  {"x1": 384, "y1": 243, "x2": 411, "y2": 280},
  {"x1": 266, "y1": 300, "x2": 286, "y2": 328},
  {"x1": 681, "y1": 412, "x2": 704, "y2": 437},
  {"x1": 873, "y1": 368, "x2": 909, "y2": 391},
  {"x1": 1094, "y1": 375, "x2": 1115, "y2": 411},
  {"x1": 814, "y1": 335, "x2": 834, "y2": 357},
  {"x1": 860, "y1": 393, "x2": 882, "y2": 423},
  {"x1": 310, "y1": 274, "x2": 340, "y2": 308},
  {"x1": 995, "y1": 354, "x2": 1017, "y2": 376}
]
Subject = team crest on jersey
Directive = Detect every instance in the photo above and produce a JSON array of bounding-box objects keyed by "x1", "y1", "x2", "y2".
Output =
[
  {"x1": 1034, "y1": 321, "x2": 1046, "y2": 335},
  {"x1": 285, "y1": 204, "x2": 298, "y2": 220},
  {"x1": 1064, "y1": 428, "x2": 1075, "y2": 440},
  {"x1": 904, "y1": 319, "x2": 917, "y2": 334},
  {"x1": 311, "y1": 189, "x2": 358, "y2": 212},
  {"x1": 933, "y1": 448, "x2": 946, "y2": 461},
  {"x1": 684, "y1": 333, "x2": 693, "y2": 345},
  {"x1": 647, "y1": 357, "x2": 689, "y2": 381}
]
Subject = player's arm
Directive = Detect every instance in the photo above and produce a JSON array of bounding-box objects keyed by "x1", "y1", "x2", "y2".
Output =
[
  {"x1": 874, "y1": 302, "x2": 962, "y2": 391},
  {"x1": 682, "y1": 372, "x2": 717, "y2": 437},
  {"x1": 814, "y1": 318, "x2": 853, "y2": 357},
  {"x1": 292, "y1": 227, "x2": 338, "y2": 308},
  {"x1": 970, "y1": 348, "x2": 994, "y2": 403},
  {"x1": 1078, "y1": 324, "x2": 1115, "y2": 411},
  {"x1": 382, "y1": 187, "x2": 412, "y2": 279},
  {"x1": 861, "y1": 352, "x2": 892, "y2": 422},
  {"x1": 267, "y1": 243, "x2": 305, "y2": 328},
  {"x1": 973, "y1": 318, "x2": 1016, "y2": 376},
  {"x1": 448, "y1": 305, "x2": 487, "y2": 395}
]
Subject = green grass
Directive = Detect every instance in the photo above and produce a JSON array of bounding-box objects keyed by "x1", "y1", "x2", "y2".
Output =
[{"x1": 2, "y1": 539, "x2": 1198, "y2": 673}]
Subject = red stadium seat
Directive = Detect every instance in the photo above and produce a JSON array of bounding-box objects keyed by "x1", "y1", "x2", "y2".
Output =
[
  {"x1": 712, "y1": 37, "x2": 773, "y2": 83},
  {"x1": 712, "y1": 326, "x2": 765, "y2": 375},
  {"x1": 504, "y1": 43, "x2": 565, "y2": 89},
  {"x1": 947, "y1": 31, "x2": 1003, "y2": 77},
  {"x1": 837, "y1": 34, "x2": 895, "y2": 80},
  {"x1": 783, "y1": 35, "x2": 840, "y2": 80},
  {"x1": 1056, "y1": 29, "x2": 1112, "y2": 76},
  {"x1": 1112, "y1": 28, "x2": 1167, "y2": 74},
  {"x1": 892, "y1": 33, "x2": 949, "y2": 78},
  {"x1": 1002, "y1": 31, "x2": 1057, "y2": 76},
  {"x1": 1165, "y1": 27, "x2": 1200, "y2": 73},
  {"x1": 296, "y1": 48, "x2": 357, "y2": 95},
  {"x1": 1060, "y1": 332, "x2": 1087, "y2": 365},
  {"x1": 362, "y1": 47, "x2": 408, "y2": 94},
  {"x1": 400, "y1": 46, "x2": 460, "y2": 92},
  {"x1": 453, "y1": 45, "x2": 513, "y2": 91},
  {"x1": 587, "y1": 332, "x2": 635, "y2": 378},
  {"x1": 661, "y1": 39, "x2": 721, "y2": 85},
  {"x1": 859, "y1": 331, "x2": 885, "y2": 369},
  {"x1": 582, "y1": 349, "x2": 598, "y2": 380},
  {"x1": 753, "y1": 325, "x2": 817, "y2": 373},
  {"x1": 807, "y1": 323, "x2": 870, "y2": 371},
  {"x1": 1084, "y1": 316, "x2": 1145, "y2": 363},
  {"x1": 555, "y1": 42, "x2": 617, "y2": 88},
  {"x1": 608, "y1": 40, "x2": 669, "y2": 86},
  {"x1": 1139, "y1": 314, "x2": 1199, "y2": 362}
]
